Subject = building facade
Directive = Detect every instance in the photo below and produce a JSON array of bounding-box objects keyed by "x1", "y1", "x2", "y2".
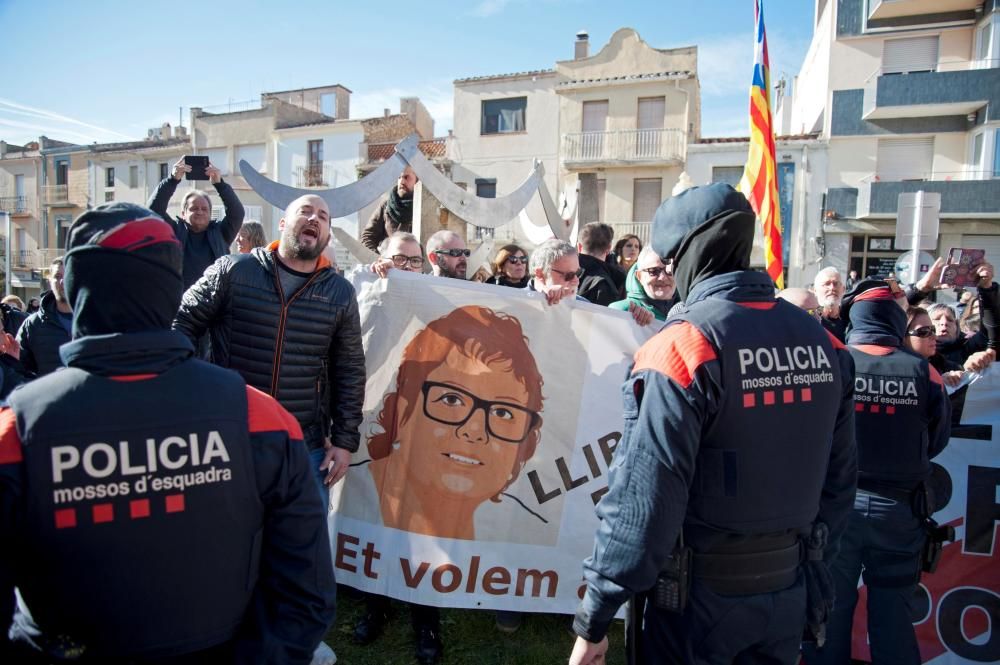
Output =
[{"x1": 788, "y1": 0, "x2": 1000, "y2": 289}]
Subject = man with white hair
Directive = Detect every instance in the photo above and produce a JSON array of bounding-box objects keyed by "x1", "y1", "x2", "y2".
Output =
[
  {"x1": 814, "y1": 267, "x2": 847, "y2": 341},
  {"x1": 777, "y1": 287, "x2": 823, "y2": 323}
]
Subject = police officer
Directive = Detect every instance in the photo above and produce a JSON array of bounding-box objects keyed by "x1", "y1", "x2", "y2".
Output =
[
  {"x1": 569, "y1": 183, "x2": 857, "y2": 665},
  {"x1": 0, "y1": 203, "x2": 336, "y2": 664},
  {"x1": 806, "y1": 280, "x2": 951, "y2": 665}
]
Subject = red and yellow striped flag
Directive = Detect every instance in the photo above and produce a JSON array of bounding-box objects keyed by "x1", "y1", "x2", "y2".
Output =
[{"x1": 738, "y1": 0, "x2": 784, "y2": 288}]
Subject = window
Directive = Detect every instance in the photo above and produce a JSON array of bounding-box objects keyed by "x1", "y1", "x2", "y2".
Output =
[
  {"x1": 580, "y1": 100, "x2": 609, "y2": 159},
  {"x1": 55, "y1": 160, "x2": 68, "y2": 186},
  {"x1": 104, "y1": 191, "x2": 114, "y2": 202},
  {"x1": 481, "y1": 97, "x2": 526, "y2": 134},
  {"x1": 712, "y1": 166, "x2": 744, "y2": 188},
  {"x1": 321, "y1": 93, "x2": 336, "y2": 118},
  {"x1": 129, "y1": 165, "x2": 139, "y2": 188},
  {"x1": 972, "y1": 132, "x2": 985, "y2": 179},
  {"x1": 876, "y1": 137, "x2": 934, "y2": 181},
  {"x1": 636, "y1": 97, "x2": 666, "y2": 158},
  {"x1": 202, "y1": 149, "x2": 228, "y2": 174},
  {"x1": 56, "y1": 217, "x2": 71, "y2": 249},
  {"x1": 849, "y1": 235, "x2": 904, "y2": 279},
  {"x1": 159, "y1": 162, "x2": 169, "y2": 180},
  {"x1": 632, "y1": 178, "x2": 662, "y2": 222},
  {"x1": 475, "y1": 179, "x2": 496, "y2": 239},
  {"x1": 306, "y1": 140, "x2": 324, "y2": 186},
  {"x1": 882, "y1": 36, "x2": 938, "y2": 75},
  {"x1": 975, "y1": 17, "x2": 994, "y2": 67},
  {"x1": 105, "y1": 167, "x2": 115, "y2": 188}
]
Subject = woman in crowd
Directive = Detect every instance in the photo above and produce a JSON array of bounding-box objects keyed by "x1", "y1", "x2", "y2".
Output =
[
  {"x1": 485, "y1": 244, "x2": 530, "y2": 289},
  {"x1": 609, "y1": 246, "x2": 677, "y2": 324},
  {"x1": 905, "y1": 305, "x2": 968, "y2": 423},
  {"x1": 612, "y1": 234, "x2": 642, "y2": 272},
  {"x1": 235, "y1": 220, "x2": 267, "y2": 254}
]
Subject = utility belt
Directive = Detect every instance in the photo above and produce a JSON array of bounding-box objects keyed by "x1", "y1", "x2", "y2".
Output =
[
  {"x1": 650, "y1": 529, "x2": 813, "y2": 611},
  {"x1": 858, "y1": 479, "x2": 956, "y2": 574},
  {"x1": 857, "y1": 478, "x2": 935, "y2": 519}
]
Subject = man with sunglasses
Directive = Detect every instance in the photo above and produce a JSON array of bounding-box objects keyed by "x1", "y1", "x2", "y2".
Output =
[
  {"x1": 777, "y1": 287, "x2": 824, "y2": 323},
  {"x1": 426, "y1": 230, "x2": 469, "y2": 280},
  {"x1": 525, "y1": 239, "x2": 587, "y2": 306}
]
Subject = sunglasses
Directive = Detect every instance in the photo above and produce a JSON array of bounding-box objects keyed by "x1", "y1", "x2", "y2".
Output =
[
  {"x1": 435, "y1": 248, "x2": 471, "y2": 258},
  {"x1": 639, "y1": 266, "x2": 671, "y2": 279},
  {"x1": 907, "y1": 326, "x2": 935, "y2": 339},
  {"x1": 505, "y1": 256, "x2": 528, "y2": 265},
  {"x1": 389, "y1": 254, "x2": 424, "y2": 268},
  {"x1": 550, "y1": 267, "x2": 585, "y2": 281}
]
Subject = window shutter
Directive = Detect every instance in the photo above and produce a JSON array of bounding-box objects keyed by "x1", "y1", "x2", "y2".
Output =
[
  {"x1": 637, "y1": 97, "x2": 665, "y2": 130},
  {"x1": 876, "y1": 138, "x2": 934, "y2": 181},
  {"x1": 882, "y1": 36, "x2": 938, "y2": 74},
  {"x1": 633, "y1": 178, "x2": 662, "y2": 222},
  {"x1": 582, "y1": 101, "x2": 608, "y2": 132}
]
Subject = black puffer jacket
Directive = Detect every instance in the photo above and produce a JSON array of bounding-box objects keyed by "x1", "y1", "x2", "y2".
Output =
[
  {"x1": 173, "y1": 244, "x2": 365, "y2": 451},
  {"x1": 15, "y1": 291, "x2": 71, "y2": 377}
]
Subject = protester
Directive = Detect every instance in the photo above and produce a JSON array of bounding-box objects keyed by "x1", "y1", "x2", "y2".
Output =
[
  {"x1": 570, "y1": 183, "x2": 856, "y2": 665},
  {"x1": 148, "y1": 156, "x2": 245, "y2": 289},
  {"x1": 174, "y1": 193, "x2": 364, "y2": 492},
  {"x1": 16, "y1": 258, "x2": 71, "y2": 377},
  {"x1": 776, "y1": 286, "x2": 823, "y2": 323},
  {"x1": 25, "y1": 298, "x2": 40, "y2": 314},
  {"x1": 814, "y1": 266, "x2": 847, "y2": 341},
  {"x1": 235, "y1": 220, "x2": 267, "y2": 254},
  {"x1": 609, "y1": 246, "x2": 677, "y2": 324},
  {"x1": 0, "y1": 296, "x2": 26, "y2": 337},
  {"x1": 612, "y1": 234, "x2": 642, "y2": 272},
  {"x1": 485, "y1": 243, "x2": 530, "y2": 289},
  {"x1": 806, "y1": 281, "x2": 950, "y2": 665},
  {"x1": 426, "y1": 229, "x2": 468, "y2": 280},
  {"x1": 577, "y1": 222, "x2": 625, "y2": 305},
  {"x1": 906, "y1": 305, "x2": 969, "y2": 422},
  {"x1": 845, "y1": 268, "x2": 859, "y2": 291},
  {"x1": 345, "y1": 232, "x2": 424, "y2": 299},
  {"x1": 361, "y1": 166, "x2": 417, "y2": 252},
  {"x1": 0, "y1": 203, "x2": 335, "y2": 664}
]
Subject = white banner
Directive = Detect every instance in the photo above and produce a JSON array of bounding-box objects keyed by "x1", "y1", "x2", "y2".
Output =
[{"x1": 330, "y1": 270, "x2": 656, "y2": 612}]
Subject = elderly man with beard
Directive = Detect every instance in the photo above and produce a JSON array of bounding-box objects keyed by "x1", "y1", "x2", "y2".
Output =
[
  {"x1": 361, "y1": 166, "x2": 418, "y2": 253},
  {"x1": 569, "y1": 184, "x2": 856, "y2": 665},
  {"x1": 814, "y1": 266, "x2": 847, "y2": 342}
]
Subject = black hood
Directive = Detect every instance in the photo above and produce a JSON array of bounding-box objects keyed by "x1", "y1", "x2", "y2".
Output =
[
  {"x1": 63, "y1": 202, "x2": 183, "y2": 338},
  {"x1": 650, "y1": 183, "x2": 756, "y2": 300},
  {"x1": 842, "y1": 279, "x2": 907, "y2": 347}
]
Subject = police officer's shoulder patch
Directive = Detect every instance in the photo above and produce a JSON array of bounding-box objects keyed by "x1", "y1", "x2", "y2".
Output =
[{"x1": 633, "y1": 321, "x2": 716, "y2": 389}]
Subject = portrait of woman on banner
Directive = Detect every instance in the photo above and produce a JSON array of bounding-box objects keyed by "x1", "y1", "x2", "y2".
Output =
[{"x1": 365, "y1": 305, "x2": 545, "y2": 541}]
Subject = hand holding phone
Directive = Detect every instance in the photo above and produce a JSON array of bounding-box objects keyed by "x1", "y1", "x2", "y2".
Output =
[
  {"x1": 183, "y1": 155, "x2": 210, "y2": 181},
  {"x1": 939, "y1": 248, "x2": 986, "y2": 288}
]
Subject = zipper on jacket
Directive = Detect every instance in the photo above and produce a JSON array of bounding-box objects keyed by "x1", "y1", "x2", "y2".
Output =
[{"x1": 268, "y1": 261, "x2": 326, "y2": 397}]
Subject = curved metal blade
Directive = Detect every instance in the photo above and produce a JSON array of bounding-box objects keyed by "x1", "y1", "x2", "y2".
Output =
[
  {"x1": 408, "y1": 148, "x2": 542, "y2": 228},
  {"x1": 238, "y1": 134, "x2": 420, "y2": 216},
  {"x1": 331, "y1": 227, "x2": 379, "y2": 265},
  {"x1": 534, "y1": 161, "x2": 570, "y2": 241}
]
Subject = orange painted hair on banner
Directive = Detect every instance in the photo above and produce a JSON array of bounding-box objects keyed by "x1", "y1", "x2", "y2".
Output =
[{"x1": 369, "y1": 305, "x2": 544, "y2": 499}]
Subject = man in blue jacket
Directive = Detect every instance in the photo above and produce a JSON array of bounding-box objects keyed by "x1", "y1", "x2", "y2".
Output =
[
  {"x1": 0, "y1": 203, "x2": 335, "y2": 664},
  {"x1": 148, "y1": 157, "x2": 245, "y2": 288},
  {"x1": 570, "y1": 184, "x2": 857, "y2": 665}
]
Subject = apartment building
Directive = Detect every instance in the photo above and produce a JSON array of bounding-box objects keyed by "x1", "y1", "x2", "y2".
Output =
[
  {"x1": 788, "y1": 0, "x2": 1000, "y2": 284},
  {"x1": 86, "y1": 128, "x2": 189, "y2": 217},
  {"x1": 452, "y1": 28, "x2": 701, "y2": 246}
]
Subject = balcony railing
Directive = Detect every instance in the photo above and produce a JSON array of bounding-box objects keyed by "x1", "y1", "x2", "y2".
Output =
[
  {"x1": 0, "y1": 196, "x2": 36, "y2": 216},
  {"x1": 562, "y1": 128, "x2": 685, "y2": 166},
  {"x1": 862, "y1": 62, "x2": 1000, "y2": 120},
  {"x1": 869, "y1": 0, "x2": 981, "y2": 21},
  {"x1": 856, "y1": 171, "x2": 1000, "y2": 218},
  {"x1": 294, "y1": 164, "x2": 338, "y2": 188},
  {"x1": 10, "y1": 248, "x2": 62, "y2": 271},
  {"x1": 42, "y1": 184, "x2": 69, "y2": 205}
]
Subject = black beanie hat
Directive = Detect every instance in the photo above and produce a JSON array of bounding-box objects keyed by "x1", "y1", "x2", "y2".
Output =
[
  {"x1": 64, "y1": 202, "x2": 183, "y2": 338},
  {"x1": 842, "y1": 279, "x2": 907, "y2": 346},
  {"x1": 650, "y1": 183, "x2": 757, "y2": 300}
]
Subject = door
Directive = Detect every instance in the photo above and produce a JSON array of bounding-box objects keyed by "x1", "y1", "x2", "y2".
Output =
[
  {"x1": 14, "y1": 174, "x2": 24, "y2": 212},
  {"x1": 581, "y1": 100, "x2": 608, "y2": 160},
  {"x1": 636, "y1": 97, "x2": 665, "y2": 158}
]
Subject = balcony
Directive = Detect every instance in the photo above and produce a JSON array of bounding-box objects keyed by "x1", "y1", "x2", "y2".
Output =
[
  {"x1": 562, "y1": 128, "x2": 685, "y2": 169},
  {"x1": 862, "y1": 64, "x2": 1000, "y2": 121},
  {"x1": 42, "y1": 184, "x2": 69, "y2": 205},
  {"x1": 294, "y1": 164, "x2": 338, "y2": 188},
  {"x1": 855, "y1": 171, "x2": 1000, "y2": 218},
  {"x1": 0, "y1": 195, "x2": 36, "y2": 217},
  {"x1": 868, "y1": 0, "x2": 981, "y2": 21},
  {"x1": 10, "y1": 248, "x2": 61, "y2": 272}
]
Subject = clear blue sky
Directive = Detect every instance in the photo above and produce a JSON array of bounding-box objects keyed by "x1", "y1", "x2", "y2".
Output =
[{"x1": 0, "y1": 0, "x2": 817, "y2": 146}]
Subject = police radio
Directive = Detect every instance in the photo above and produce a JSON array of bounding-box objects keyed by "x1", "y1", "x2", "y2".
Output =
[{"x1": 652, "y1": 537, "x2": 692, "y2": 613}]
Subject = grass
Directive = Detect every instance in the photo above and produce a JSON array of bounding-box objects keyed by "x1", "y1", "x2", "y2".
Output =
[{"x1": 325, "y1": 590, "x2": 628, "y2": 665}]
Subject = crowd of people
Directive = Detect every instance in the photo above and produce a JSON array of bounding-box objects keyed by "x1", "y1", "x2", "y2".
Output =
[{"x1": 0, "y1": 160, "x2": 996, "y2": 665}]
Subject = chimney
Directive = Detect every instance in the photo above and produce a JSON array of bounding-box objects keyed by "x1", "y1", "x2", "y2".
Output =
[
  {"x1": 384, "y1": 108, "x2": 390, "y2": 118},
  {"x1": 161, "y1": 122, "x2": 172, "y2": 139},
  {"x1": 575, "y1": 30, "x2": 589, "y2": 59}
]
